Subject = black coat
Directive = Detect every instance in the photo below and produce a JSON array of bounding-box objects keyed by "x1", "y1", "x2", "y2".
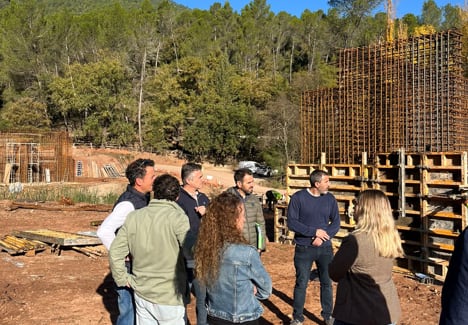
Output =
[{"x1": 439, "y1": 227, "x2": 468, "y2": 325}]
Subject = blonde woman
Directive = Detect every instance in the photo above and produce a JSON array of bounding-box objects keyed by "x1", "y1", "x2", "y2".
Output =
[
  {"x1": 329, "y1": 189, "x2": 404, "y2": 325},
  {"x1": 194, "y1": 192, "x2": 272, "y2": 325}
]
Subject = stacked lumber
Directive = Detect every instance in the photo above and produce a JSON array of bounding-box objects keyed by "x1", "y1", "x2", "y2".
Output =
[{"x1": 0, "y1": 235, "x2": 47, "y2": 256}]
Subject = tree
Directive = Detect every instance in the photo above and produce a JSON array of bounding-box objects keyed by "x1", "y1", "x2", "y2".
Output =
[
  {"x1": 127, "y1": 0, "x2": 160, "y2": 149},
  {"x1": 49, "y1": 56, "x2": 135, "y2": 145},
  {"x1": 0, "y1": 97, "x2": 51, "y2": 131},
  {"x1": 0, "y1": 0, "x2": 50, "y2": 99},
  {"x1": 401, "y1": 13, "x2": 419, "y2": 35},
  {"x1": 182, "y1": 53, "x2": 255, "y2": 163},
  {"x1": 238, "y1": 0, "x2": 275, "y2": 75},
  {"x1": 420, "y1": 0, "x2": 442, "y2": 30},
  {"x1": 441, "y1": 4, "x2": 463, "y2": 30},
  {"x1": 327, "y1": 0, "x2": 384, "y2": 47},
  {"x1": 258, "y1": 93, "x2": 300, "y2": 169}
]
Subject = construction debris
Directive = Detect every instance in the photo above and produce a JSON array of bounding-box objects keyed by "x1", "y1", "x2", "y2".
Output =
[
  {"x1": 13, "y1": 229, "x2": 102, "y2": 246},
  {"x1": 71, "y1": 245, "x2": 106, "y2": 258},
  {"x1": 0, "y1": 229, "x2": 105, "y2": 258},
  {"x1": 6, "y1": 201, "x2": 112, "y2": 212},
  {"x1": 0, "y1": 234, "x2": 47, "y2": 256}
]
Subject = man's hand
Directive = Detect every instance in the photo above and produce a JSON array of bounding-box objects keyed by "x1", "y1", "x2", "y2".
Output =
[
  {"x1": 315, "y1": 228, "x2": 330, "y2": 241},
  {"x1": 195, "y1": 205, "x2": 206, "y2": 216},
  {"x1": 312, "y1": 237, "x2": 323, "y2": 246}
]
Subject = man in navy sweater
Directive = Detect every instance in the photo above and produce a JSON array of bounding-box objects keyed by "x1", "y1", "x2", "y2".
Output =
[
  {"x1": 287, "y1": 169, "x2": 340, "y2": 325},
  {"x1": 176, "y1": 162, "x2": 210, "y2": 325}
]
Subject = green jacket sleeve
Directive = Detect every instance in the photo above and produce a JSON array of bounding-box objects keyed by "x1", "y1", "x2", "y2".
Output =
[{"x1": 109, "y1": 224, "x2": 131, "y2": 287}]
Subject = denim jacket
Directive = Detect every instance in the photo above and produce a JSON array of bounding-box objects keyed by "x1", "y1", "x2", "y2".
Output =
[{"x1": 206, "y1": 243, "x2": 272, "y2": 323}]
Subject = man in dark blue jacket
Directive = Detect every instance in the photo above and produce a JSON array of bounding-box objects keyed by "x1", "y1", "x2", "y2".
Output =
[
  {"x1": 439, "y1": 225, "x2": 468, "y2": 325},
  {"x1": 176, "y1": 162, "x2": 210, "y2": 325}
]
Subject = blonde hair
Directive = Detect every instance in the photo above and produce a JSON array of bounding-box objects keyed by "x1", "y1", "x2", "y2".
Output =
[
  {"x1": 194, "y1": 192, "x2": 247, "y2": 286},
  {"x1": 353, "y1": 189, "x2": 404, "y2": 258}
]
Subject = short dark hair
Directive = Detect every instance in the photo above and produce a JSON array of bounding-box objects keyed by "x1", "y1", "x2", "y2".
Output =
[
  {"x1": 234, "y1": 168, "x2": 253, "y2": 183},
  {"x1": 181, "y1": 162, "x2": 202, "y2": 185},
  {"x1": 309, "y1": 169, "x2": 328, "y2": 187},
  {"x1": 153, "y1": 174, "x2": 180, "y2": 201},
  {"x1": 125, "y1": 158, "x2": 155, "y2": 186}
]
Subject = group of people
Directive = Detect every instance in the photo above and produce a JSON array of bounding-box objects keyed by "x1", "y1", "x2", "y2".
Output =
[
  {"x1": 97, "y1": 159, "x2": 465, "y2": 325},
  {"x1": 97, "y1": 159, "x2": 269, "y2": 325}
]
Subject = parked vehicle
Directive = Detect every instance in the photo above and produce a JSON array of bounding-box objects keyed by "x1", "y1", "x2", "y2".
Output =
[{"x1": 238, "y1": 161, "x2": 276, "y2": 177}]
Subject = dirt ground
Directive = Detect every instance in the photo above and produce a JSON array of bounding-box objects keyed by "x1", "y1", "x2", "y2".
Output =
[{"x1": 0, "y1": 149, "x2": 443, "y2": 325}]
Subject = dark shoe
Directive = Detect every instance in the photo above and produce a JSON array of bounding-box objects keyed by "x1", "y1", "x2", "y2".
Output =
[{"x1": 323, "y1": 316, "x2": 334, "y2": 325}]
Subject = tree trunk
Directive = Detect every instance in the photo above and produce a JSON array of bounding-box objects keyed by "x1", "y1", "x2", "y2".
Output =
[{"x1": 138, "y1": 47, "x2": 147, "y2": 151}]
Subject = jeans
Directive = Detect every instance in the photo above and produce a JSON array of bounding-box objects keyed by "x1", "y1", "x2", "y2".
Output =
[
  {"x1": 292, "y1": 244, "x2": 333, "y2": 322},
  {"x1": 134, "y1": 294, "x2": 185, "y2": 325},
  {"x1": 116, "y1": 285, "x2": 135, "y2": 325},
  {"x1": 207, "y1": 315, "x2": 259, "y2": 325},
  {"x1": 187, "y1": 267, "x2": 208, "y2": 325},
  {"x1": 192, "y1": 278, "x2": 208, "y2": 325}
]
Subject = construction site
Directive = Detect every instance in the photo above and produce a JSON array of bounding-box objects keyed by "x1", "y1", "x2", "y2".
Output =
[
  {"x1": 0, "y1": 28, "x2": 466, "y2": 284},
  {"x1": 276, "y1": 29, "x2": 468, "y2": 281},
  {"x1": 0, "y1": 131, "x2": 75, "y2": 185}
]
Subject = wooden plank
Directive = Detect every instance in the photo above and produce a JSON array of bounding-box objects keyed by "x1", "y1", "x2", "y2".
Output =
[
  {"x1": 7, "y1": 201, "x2": 112, "y2": 212},
  {"x1": 13, "y1": 229, "x2": 102, "y2": 246}
]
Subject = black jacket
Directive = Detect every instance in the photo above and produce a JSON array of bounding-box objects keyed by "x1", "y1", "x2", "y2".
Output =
[
  {"x1": 439, "y1": 227, "x2": 468, "y2": 325},
  {"x1": 176, "y1": 187, "x2": 210, "y2": 234}
]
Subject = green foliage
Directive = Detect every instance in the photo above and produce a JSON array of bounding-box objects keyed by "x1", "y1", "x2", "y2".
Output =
[
  {"x1": 49, "y1": 56, "x2": 135, "y2": 145},
  {"x1": 441, "y1": 4, "x2": 463, "y2": 30},
  {"x1": 0, "y1": 184, "x2": 119, "y2": 204},
  {"x1": 421, "y1": 0, "x2": 442, "y2": 30},
  {"x1": 0, "y1": 0, "x2": 465, "y2": 165},
  {"x1": 0, "y1": 98, "x2": 51, "y2": 131}
]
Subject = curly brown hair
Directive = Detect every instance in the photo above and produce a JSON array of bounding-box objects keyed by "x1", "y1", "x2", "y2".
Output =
[{"x1": 194, "y1": 192, "x2": 247, "y2": 286}]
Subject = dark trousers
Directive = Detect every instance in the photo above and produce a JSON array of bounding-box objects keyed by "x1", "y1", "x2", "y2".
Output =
[{"x1": 292, "y1": 244, "x2": 334, "y2": 322}]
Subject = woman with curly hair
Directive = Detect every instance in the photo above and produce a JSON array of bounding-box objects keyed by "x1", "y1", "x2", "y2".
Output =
[
  {"x1": 194, "y1": 192, "x2": 272, "y2": 325},
  {"x1": 329, "y1": 189, "x2": 404, "y2": 325}
]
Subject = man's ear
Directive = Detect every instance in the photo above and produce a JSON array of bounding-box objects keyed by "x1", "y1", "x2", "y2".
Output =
[{"x1": 135, "y1": 177, "x2": 144, "y2": 187}]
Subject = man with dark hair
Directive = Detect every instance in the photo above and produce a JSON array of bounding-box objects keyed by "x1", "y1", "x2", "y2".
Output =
[
  {"x1": 176, "y1": 163, "x2": 210, "y2": 325},
  {"x1": 109, "y1": 174, "x2": 194, "y2": 325},
  {"x1": 97, "y1": 158, "x2": 156, "y2": 325},
  {"x1": 287, "y1": 169, "x2": 340, "y2": 325},
  {"x1": 226, "y1": 168, "x2": 267, "y2": 252}
]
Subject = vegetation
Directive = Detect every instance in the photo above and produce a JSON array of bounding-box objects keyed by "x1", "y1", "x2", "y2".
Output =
[
  {"x1": 0, "y1": 184, "x2": 120, "y2": 204},
  {"x1": 0, "y1": 0, "x2": 465, "y2": 171}
]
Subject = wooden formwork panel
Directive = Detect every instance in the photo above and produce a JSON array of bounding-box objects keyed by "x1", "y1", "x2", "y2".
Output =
[{"x1": 279, "y1": 151, "x2": 467, "y2": 281}]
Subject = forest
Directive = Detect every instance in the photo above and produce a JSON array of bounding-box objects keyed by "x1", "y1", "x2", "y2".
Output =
[{"x1": 0, "y1": 0, "x2": 465, "y2": 167}]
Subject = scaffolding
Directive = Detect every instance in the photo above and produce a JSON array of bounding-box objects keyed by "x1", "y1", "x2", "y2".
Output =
[
  {"x1": 301, "y1": 30, "x2": 468, "y2": 164},
  {"x1": 0, "y1": 132, "x2": 74, "y2": 184}
]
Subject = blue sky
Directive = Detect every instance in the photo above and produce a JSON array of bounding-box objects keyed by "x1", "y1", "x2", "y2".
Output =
[{"x1": 174, "y1": 0, "x2": 465, "y2": 18}]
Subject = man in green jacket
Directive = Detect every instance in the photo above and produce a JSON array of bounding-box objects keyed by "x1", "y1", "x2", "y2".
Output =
[
  {"x1": 109, "y1": 174, "x2": 195, "y2": 325},
  {"x1": 226, "y1": 168, "x2": 267, "y2": 252}
]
